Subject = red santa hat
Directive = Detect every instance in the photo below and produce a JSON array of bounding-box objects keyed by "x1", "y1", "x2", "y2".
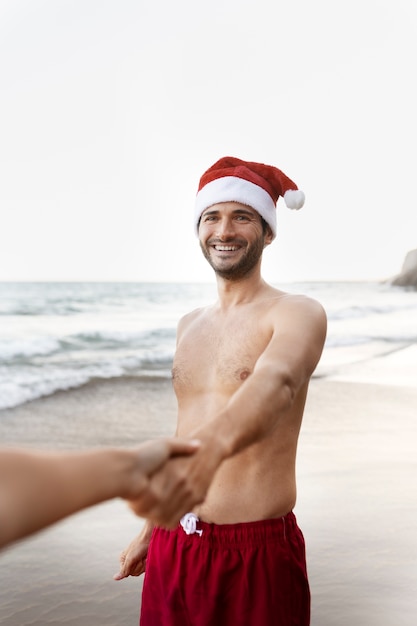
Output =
[{"x1": 194, "y1": 156, "x2": 305, "y2": 239}]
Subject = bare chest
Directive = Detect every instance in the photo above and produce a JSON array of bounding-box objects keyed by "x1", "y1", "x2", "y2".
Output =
[{"x1": 172, "y1": 315, "x2": 271, "y2": 392}]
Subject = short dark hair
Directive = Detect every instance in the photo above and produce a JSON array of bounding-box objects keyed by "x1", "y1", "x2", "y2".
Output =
[{"x1": 260, "y1": 216, "x2": 271, "y2": 236}]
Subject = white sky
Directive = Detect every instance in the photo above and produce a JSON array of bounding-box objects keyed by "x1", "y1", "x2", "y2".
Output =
[{"x1": 0, "y1": 0, "x2": 416, "y2": 283}]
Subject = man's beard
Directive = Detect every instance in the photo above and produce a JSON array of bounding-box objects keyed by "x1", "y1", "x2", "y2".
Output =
[{"x1": 199, "y1": 235, "x2": 265, "y2": 280}]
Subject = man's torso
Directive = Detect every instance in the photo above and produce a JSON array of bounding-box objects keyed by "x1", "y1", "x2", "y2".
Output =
[{"x1": 172, "y1": 289, "x2": 309, "y2": 524}]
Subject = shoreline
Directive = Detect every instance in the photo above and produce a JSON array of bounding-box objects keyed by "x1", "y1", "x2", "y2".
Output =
[
  {"x1": 2, "y1": 333, "x2": 417, "y2": 419},
  {"x1": 0, "y1": 376, "x2": 178, "y2": 449}
]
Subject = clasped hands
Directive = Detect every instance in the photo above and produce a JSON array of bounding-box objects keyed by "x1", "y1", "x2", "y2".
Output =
[{"x1": 127, "y1": 436, "x2": 224, "y2": 529}]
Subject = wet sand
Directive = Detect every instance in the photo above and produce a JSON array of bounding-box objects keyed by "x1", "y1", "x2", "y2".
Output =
[{"x1": 1, "y1": 373, "x2": 416, "y2": 625}]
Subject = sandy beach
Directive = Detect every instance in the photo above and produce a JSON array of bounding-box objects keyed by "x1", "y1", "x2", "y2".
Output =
[{"x1": 1, "y1": 370, "x2": 416, "y2": 625}]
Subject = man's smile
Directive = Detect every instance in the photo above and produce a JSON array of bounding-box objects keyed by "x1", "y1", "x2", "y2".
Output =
[{"x1": 213, "y1": 245, "x2": 240, "y2": 252}]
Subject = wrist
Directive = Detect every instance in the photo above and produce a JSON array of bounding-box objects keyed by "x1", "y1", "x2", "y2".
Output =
[
  {"x1": 192, "y1": 423, "x2": 234, "y2": 463},
  {"x1": 116, "y1": 448, "x2": 149, "y2": 500},
  {"x1": 88, "y1": 448, "x2": 145, "y2": 501},
  {"x1": 141, "y1": 519, "x2": 155, "y2": 540}
]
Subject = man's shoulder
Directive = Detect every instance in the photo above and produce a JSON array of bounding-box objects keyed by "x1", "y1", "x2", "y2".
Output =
[
  {"x1": 269, "y1": 291, "x2": 327, "y2": 334},
  {"x1": 283, "y1": 291, "x2": 325, "y2": 309},
  {"x1": 178, "y1": 305, "x2": 210, "y2": 329},
  {"x1": 269, "y1": 288, "x2": 326, "y2": 315}
]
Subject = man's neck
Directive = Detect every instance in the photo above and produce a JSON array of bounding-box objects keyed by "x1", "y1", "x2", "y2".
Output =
[{"x1": 215, "y1": 272, "x2": 269, "y2": 308}]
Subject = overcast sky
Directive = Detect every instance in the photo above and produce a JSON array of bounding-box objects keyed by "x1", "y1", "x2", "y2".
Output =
[{"x1": 0, "y1": 0, "x2": 416, "y2": 283}]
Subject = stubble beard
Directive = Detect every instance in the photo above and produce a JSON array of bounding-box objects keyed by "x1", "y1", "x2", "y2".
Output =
[{"x1": 199, "y1": 235, "x2": 265, "y2": 280}]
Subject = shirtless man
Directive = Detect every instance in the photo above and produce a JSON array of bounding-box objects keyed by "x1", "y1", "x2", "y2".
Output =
[{"x1": 115, "y1": 156, "x2": 327, "y2": 625}]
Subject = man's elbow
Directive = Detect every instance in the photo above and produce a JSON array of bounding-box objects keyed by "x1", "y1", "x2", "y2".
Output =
[{"x1": 273, "y1": 368, "x2": 299, "y2": 412}]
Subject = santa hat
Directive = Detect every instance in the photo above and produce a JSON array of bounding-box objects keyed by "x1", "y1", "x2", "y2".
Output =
[{"x1": 194, "y1": 156, "x2": 305, "y2": 239}]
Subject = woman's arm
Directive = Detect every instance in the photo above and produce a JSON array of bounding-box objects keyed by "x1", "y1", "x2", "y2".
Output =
[{"x1": 0, "y1": 438, "x2": 199, "y2": 549}]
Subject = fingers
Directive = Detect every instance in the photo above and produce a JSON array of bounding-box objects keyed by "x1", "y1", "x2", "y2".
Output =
[
  {"x1": 127, "y1": 486, "x2": 158, "y2": 516},
  {"x1": 140, "y1": 459, "x2": 206, "y2": 528},
  {"x1": 113, "y1": 552, "x2": 128, "y2": 581},
  {"x1": 113, "y1": 550, "x2": 146, "y2": 580},
  {"x1": 167, "y1": 438, "x2": 201, "y2": 457},
  {"x1": 126, "y1": 440, "x2": 205, "y2": 523},
  {"x1": 135, "y1": 438, "x2": 200, "y2": 478}
]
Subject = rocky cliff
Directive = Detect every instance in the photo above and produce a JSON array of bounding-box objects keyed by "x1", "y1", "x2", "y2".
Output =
[{"x1": 391, "y1": 249, "x2": 417, "y2": 287}]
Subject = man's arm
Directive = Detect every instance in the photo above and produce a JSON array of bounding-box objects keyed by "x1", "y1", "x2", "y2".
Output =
[
  {"x1": 142, "y1": 297, "x2": 327, "y2": 528},
  {"x1": 0, "y1": 438, "x2": 200, "y2": 549},
  {"x1": 203, "y1": 296, "x2": 327, "y2": 455}
]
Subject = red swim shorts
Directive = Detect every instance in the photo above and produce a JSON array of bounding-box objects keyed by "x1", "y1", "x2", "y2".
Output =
[{"x1": 140, "y1": 511, "x2": 310, "y2": 625}]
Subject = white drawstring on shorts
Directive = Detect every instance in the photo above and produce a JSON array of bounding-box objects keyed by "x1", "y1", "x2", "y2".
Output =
[{"x1": 180, "y1": 513, "x2": 203, "y2": 536}]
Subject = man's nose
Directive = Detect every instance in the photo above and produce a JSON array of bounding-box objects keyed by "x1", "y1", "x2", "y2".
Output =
[{"x1": 216, "y1": 218, "x2": 235, "y2": 239}]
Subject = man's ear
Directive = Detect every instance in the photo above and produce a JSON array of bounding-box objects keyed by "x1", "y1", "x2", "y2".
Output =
[{"x1": 264, "y1": 226, "x2": 273, "y2": 247}]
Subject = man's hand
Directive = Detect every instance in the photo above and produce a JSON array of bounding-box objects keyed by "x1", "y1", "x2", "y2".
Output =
[{"x1": 113, "y1": 526, "x2": 152, "y2": 580}]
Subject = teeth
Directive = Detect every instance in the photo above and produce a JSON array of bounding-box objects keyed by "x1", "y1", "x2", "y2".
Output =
[{"x1": 215, "y1": 245, "x2": 238, "y2": 251}]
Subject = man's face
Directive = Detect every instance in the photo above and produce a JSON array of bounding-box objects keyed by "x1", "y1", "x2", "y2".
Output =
[{"x1": 198, "y1": 202, "x2": 272, "y2": 280}]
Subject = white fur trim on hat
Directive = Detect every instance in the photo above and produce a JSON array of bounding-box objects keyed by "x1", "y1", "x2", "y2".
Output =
[{"x1": 194, "y1": 176, "x2": 277, "y2": 237}]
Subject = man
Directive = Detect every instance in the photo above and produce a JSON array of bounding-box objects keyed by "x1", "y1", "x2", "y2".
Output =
[
  {"x1": 115, "y1": 156, "x2": 327, "y2": 625},
  {"x1": 0, "y1": 437, "x2": 199, "y2": 549}
]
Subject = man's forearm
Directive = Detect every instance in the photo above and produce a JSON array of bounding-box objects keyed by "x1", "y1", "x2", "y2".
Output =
[{"x1": 193, "y1": 364, "x2": 296, "y2": 458}]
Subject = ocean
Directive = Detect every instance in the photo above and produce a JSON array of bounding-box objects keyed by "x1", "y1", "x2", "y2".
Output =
[{"x1": 1, "y1": 280, "x2": 417, "y2": 410}]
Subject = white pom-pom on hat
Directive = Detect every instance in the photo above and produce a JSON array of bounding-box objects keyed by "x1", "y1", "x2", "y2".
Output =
[{"x1": 284, "y1": 189, "x2": 305, "y2": 210}]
